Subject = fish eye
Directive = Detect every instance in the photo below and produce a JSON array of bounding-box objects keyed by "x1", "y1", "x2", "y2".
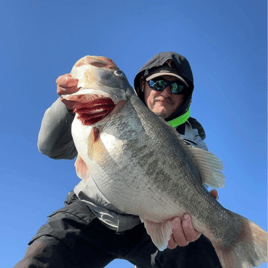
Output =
[{"x1": 114, "y1": 70, "x2": 124, "y2": 77}]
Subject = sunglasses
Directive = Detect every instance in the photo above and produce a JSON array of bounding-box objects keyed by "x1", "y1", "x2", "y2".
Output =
[{"x1": 147, "y1": 77, "x2": 186, "y2": 94}]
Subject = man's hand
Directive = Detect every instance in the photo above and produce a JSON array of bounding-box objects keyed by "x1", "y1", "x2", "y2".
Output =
[
  {"x1": 168, "y1": 189, "x2": 218, "y2": 249},
  {"x1": 56, "y1": 74, "x2": 80, "y2": 111}
]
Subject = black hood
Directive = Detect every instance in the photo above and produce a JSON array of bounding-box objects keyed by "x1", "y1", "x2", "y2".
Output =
[{"x1": 133, "y1": 51, "x2": 194, "y2": 121}]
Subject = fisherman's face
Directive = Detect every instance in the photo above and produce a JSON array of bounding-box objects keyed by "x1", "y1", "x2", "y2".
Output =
[{"x1": 142, "y1": 76, "x2": 184, "y2": 119}]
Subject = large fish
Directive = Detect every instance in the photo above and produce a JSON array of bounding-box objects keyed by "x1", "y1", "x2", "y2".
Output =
[{"x1": 62, "y1": 56, "x2": 267, "y2": 268}]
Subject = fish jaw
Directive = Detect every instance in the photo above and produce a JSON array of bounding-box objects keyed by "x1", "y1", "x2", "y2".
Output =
[
  {"x1": 70, "y1": 57, "x2": 133, "y2": 104},
  {"x1": 61, "y1": 88, "x2": 122, "y2": 106},
  {"x1": 61, "y1": 55, "x2": 135, "y2": 124}
]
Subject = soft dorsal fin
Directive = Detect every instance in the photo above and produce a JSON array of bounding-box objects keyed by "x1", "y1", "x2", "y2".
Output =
[{"x1": 182, "y1": 141, "x2": 225, "y2": 188}]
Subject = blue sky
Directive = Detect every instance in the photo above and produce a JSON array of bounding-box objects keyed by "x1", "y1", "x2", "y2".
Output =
[{"x1": 1, "y1": 0, "x2": 266, "y2": 267}]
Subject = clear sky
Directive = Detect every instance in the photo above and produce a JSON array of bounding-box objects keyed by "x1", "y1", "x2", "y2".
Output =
[{"x1": 1, "y1": 0, "x2": 267, "y2": 267}]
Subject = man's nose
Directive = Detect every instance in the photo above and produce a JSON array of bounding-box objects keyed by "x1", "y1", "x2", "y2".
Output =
[{"x1": 161, "y1": 86, "x2": 172, "y2": 97}]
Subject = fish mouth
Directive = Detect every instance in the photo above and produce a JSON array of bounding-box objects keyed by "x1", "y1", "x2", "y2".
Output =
[{"x1": 67, "y1": 94, "x2": 116, "y2": 125}]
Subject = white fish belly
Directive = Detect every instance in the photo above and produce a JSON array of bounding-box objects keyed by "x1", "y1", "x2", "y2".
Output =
[{"x1": 72, "y1": 114, "x2": 187, "y2": 223}]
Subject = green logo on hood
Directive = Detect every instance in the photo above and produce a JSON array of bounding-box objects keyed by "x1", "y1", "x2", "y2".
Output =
[{"x1": 168, "y1": 108, "x2": 191, "y2": 128}]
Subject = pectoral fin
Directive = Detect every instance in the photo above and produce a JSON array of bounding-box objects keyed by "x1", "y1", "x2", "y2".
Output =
[
  {"x1": 75, "y1": 155, "x2": 90, "y2": 182},
  {"x1": 87, "y1": 127, "x2": 107, "y2": 165},
  {"x1": 140, "y1": 217, "x2": 172, "y2": 251}
]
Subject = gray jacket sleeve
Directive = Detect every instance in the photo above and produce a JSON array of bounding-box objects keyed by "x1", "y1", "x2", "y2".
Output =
[
  {"x1": 37, "y1": 98, "x2": 77, "y2": 159},
  {"x1": 180, "y1": 120, "x2": 208, "y2": 151}
]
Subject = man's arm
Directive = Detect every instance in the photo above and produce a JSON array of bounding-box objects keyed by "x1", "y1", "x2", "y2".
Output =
[
  {"x1": 37, "y1": 98, "x2": 77, "y2": 159},
  {"x1": 38, "y1": 74, "x2": 81, "y2": 159}
]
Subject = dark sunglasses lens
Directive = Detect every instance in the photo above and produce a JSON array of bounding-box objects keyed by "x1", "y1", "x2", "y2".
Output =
[
  {"x1": 148, "y1": 80, "x2": 167, "y2": 91},
  {"x1": 171, "y1": 83, "x2": 185, "y2": 94},
  {"x1": 148, "y1": 79, "x2": 185, "y2": 94}
]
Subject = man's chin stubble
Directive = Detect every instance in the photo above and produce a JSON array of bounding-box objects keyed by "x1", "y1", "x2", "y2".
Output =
[{"x1": 154, "y1": 110, "x2": 169, "y2": 119}]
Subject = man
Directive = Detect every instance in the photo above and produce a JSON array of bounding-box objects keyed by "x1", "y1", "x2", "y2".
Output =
[{"x1": 14, "y1": 52, "x2": 222, "y2": 268}]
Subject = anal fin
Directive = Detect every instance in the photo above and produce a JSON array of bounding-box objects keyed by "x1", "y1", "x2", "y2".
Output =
[{"x1": 140, "y1": 217, "x2": 172, "y2": 251}]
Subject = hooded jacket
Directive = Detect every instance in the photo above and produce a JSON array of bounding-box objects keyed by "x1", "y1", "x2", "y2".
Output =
[{"x1": 133, "y1": 51, "x2": 206, "y2": 140}]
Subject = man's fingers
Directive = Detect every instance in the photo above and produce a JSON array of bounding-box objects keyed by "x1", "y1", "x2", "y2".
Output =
[
  {"x1": 181, "y1": 214, "x2": 201, "y2": 242},
  {"x1": 210, "y1": 189, "x2": 219, "y2": 200},
  {"x1": 167, "y1": 235, "x2": 177, "y2": 249},
  {"x1": 170, "y1": 217, "x2": 189, "y2": 247}
]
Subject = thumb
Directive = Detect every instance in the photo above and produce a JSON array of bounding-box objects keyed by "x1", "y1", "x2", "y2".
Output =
[{"x1": 56, "y1": 74, "x2": 79, "y2": 96}]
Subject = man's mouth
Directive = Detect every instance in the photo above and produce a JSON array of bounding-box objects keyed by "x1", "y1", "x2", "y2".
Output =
[{"x1": 155, "y1": 99, "x2": 173, "y2": 104}]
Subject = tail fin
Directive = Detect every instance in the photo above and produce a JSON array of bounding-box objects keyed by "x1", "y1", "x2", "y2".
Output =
[{"x1": 213, "y1": 212, "x2": 267, "y2": 268}]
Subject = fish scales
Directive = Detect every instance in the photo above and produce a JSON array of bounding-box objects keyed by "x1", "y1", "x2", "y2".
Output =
[
  {"x1": 102, "y1": 102, "x2": 194, "y2": 218},
  {"x1": 63, "y1": 56, "x2": 267, "y2": 268}
]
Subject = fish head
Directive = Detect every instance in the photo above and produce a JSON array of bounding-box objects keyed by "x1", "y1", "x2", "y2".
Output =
[
  {"x1": 62, "y1": 56, "x2": 135, "y2": 126},
  {"x1": 70, "y1": 55, "x2": 134, "y2": 102}
]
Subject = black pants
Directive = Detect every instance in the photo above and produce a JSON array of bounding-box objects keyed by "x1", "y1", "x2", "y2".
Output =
[{"x1": 14, "y1": 192, "x2": 222, "y2": 268}]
